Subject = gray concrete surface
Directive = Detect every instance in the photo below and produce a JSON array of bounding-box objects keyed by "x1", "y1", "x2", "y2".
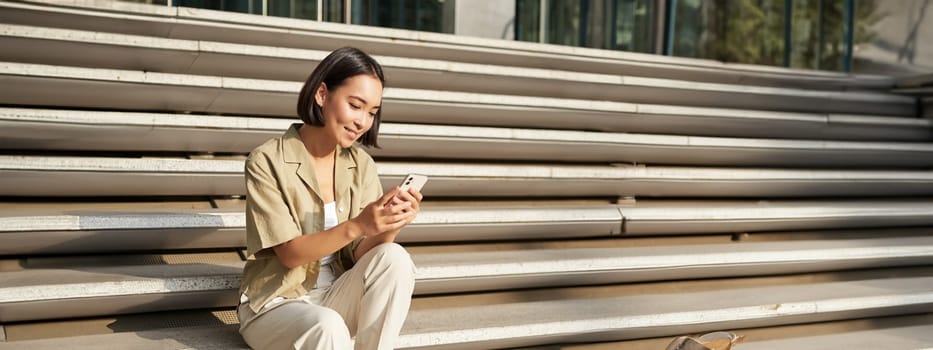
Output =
[
  {"x1": 0, "y1": 60, "x2": 913, "y2": 117},
  {"x1": 6, "y1": 156, "x2": 933, "y2": 197},
  {"x1": 3, "y1": 107, "x2": 933, "y2": 166}
]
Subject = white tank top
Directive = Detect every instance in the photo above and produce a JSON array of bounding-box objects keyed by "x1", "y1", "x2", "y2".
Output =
[{"x1": 319, "y1": 202, "x2": 338, "y2": 266}]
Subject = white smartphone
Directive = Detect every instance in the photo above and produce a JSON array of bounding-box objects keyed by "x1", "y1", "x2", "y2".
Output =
[{"x1": 398, "y1": 174, "x2": 428, "y2": 193}]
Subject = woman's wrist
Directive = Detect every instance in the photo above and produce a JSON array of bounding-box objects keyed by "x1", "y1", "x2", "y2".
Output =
[{"x1": 344, "y1": 218, "x2": 367, "y2": 240}]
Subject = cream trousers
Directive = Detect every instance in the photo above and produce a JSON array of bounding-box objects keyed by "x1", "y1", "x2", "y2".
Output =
[{"x1": 238, "y1": 243, "x2": 416, "y2": 350}]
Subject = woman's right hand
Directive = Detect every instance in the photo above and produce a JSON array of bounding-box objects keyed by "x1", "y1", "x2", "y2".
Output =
[{"x1": 350, "y1": 187, "x2": 416, "y2": 238}]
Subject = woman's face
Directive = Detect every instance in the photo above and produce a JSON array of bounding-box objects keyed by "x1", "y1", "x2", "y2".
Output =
[{"x1": 314, "y1": 74, "x2": 383, "y2": 148}]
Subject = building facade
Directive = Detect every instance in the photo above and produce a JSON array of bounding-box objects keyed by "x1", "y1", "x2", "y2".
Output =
[{"x1": 119, "y1": 0, "x2": 933, "y2": 75}]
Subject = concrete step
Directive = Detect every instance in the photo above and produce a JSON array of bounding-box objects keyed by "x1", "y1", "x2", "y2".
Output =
[
  {"x1": 4, "y1": 108, "x2": 933, "y2": 166},
  {"x1": 737, "y1": 323, "x2": 933, "y2": 350},
  {"x1": 0, "y1": 205, "x2": 622, "y2": 254},
  {"x1": 0, "y1": 0, "x2": 896, "y2": 91},
  {"x1": 0, "y1": 58, "x2": 914, "y2": 119},
  {"x1": 0, "y1": 324, "x2": 246, "y2": 350},
  {"x1": 5, "y1": 200, "x2": 933, "y2": 254},
  {"x1": 412, "y1": 236, "x2": 933, "y2": 295},
  {"x1": 4, "y1": 155, "x2": 933, "y2": 198},
  {"x1": 621, "y1": 200, "x2": 933, "y2": 235},
  {"x1": 897, "y1": 73, "x2": 933, "y2": 88},
  {"x1": 563, "y1": 313, "x2": 933, "y2": 349},
  {"x1": 2, "y1": 237, "x2": 931, "y2": 323},
  {"x1": 15, "y1": 313, "x2": 929, "y2": 350},
  {"x1": 1, "y1": 64, "x2": 926, "y2": 141},
  {"x1": 398, "y1": 273, "x2": 933, "y2": 349},
  {"x1": 0, "y1": 24, "x2": 913, "y2": 117},
  {"x1": 2, "y1": 268, "x2": 931, "y2": 349},
  {"x1": 0, "y1": 308, "x2": 240, "y2": 343},
  {"x1": 0, "y1": 252, "x2": 244, "y2": 323},
  {"x1": 0, "y1": 209, "x2": 250, "y2": 255},
  {"x1": 893, "y1": 86, "x2": 933, "y2": 96}
]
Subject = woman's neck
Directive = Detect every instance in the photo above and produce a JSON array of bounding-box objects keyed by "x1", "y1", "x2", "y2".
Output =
[{"x1": 299, "y1": 124, "x2": 337, "y2": 160}]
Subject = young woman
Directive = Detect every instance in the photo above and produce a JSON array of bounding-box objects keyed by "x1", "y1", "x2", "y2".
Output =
[{"x1": 237, "y1": 47, "x2": 421, "y2": 350}]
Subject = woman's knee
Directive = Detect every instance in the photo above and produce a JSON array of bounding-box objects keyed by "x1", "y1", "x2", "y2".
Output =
[
  {"x1": 240, "y1": 305, "x2": 350, "y2": 349},
  {"x1": 300, "y1": 308, "x2": 351, "y2": 346},
  {"x1": 374, "y1": 243, "x2": 414, "y2": 270},
  {"x1": 311, "y1": 307, "x2": 348, "y2": 331}
]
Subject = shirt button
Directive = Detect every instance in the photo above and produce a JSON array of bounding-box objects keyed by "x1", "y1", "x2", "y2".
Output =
[{"x1": 339, "y1": 207, "x2": 345, "y2": 212}]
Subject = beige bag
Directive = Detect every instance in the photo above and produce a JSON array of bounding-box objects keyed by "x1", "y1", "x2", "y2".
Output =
[{"x1": 665, "y1": 331, "x2": 745, "y2": 350}]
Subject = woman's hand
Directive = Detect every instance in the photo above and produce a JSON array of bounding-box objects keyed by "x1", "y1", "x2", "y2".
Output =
[
  {"x1": 390, "y1": 186, "x2": 423, "y2": 227},
  {"x1": 350, "y1": 187, "x2": 417, "y2": 238},
  {"x1": 352, "y1": 187, "x2": 423, "y2": 260}
]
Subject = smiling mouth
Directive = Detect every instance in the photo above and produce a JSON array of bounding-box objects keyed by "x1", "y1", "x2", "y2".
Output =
[{"x1": 344, "y1": 127, "x2": 360, "y2": 138}]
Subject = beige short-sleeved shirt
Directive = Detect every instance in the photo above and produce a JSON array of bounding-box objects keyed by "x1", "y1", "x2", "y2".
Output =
[{"x1": 240, "y1": 123, "x2": 383, "y2": 313}]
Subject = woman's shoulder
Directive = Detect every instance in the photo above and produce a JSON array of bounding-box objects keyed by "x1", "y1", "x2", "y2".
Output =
[
  {"x1": 247, "y1": 137, "x2": 283, "y2": 162},
  {"x1": 345, "y1": 144, "x2": 376, "y2": 167},
  {"x1": 248, "y1": 124, "x2": 301, "y2": 163}
]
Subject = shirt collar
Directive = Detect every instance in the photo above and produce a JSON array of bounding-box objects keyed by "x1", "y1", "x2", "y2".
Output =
[{"x1": 282, "y1": 123, "x2": 357, "y2": 202}]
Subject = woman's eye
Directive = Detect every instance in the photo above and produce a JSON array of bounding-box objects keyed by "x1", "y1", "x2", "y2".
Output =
[
  {"x1": 349, "y1": 104, "x2": 361, "y2": 110},
  {"x1": 368, "y1": 112, "x2": 376, "y2": 118}
]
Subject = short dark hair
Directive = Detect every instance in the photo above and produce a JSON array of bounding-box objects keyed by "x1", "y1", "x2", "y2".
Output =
[{"x1": 297, "y1": 47, "x2": 385, "y2": 148}]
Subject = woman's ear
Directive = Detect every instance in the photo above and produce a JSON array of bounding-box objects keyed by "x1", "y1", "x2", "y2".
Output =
[{"x1": 314, "y1": 83, "x2": 328, "y2": 107}]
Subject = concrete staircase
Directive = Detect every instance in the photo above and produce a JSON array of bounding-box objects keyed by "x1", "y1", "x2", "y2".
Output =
[{"x1": 1, "y1": 0, "x2": 932, "y2": 348}]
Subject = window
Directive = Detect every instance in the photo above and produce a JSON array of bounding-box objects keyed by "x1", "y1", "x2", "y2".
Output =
[
  {"x1": 351, "y1": 0, "x2": 455, "y2": 33},
  {"x1": 670, "y1": 0, "x2": 879, "y2": 71},
  {"x1": 123, "y1": 0, "x2": 169, "y2": 4},
  {"x1": 266, "y1": 0, "x2": 345, "y2": 21},
  {"x1": 174, "y1": 0, "x2": 262, "y2": 14},
  {"x1": 516, "y1": 0, "x2": 656, "y2": 53}
]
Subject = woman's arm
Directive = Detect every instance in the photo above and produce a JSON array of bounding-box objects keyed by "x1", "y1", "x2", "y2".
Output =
[
  {"x1": 272, "y1": 218, "x2": 362, "y2": 269},
  {"x1": 274, "y1": 187, "x2": 414, "y2": 269}
]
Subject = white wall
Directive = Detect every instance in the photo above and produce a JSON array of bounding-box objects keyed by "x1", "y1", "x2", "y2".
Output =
[
  {"x1": 855, "y1": 0, "x2": 933, "y2": 76},
  {"x1": 454, "y1": 0, "x2": 516, "y2": 40}
]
